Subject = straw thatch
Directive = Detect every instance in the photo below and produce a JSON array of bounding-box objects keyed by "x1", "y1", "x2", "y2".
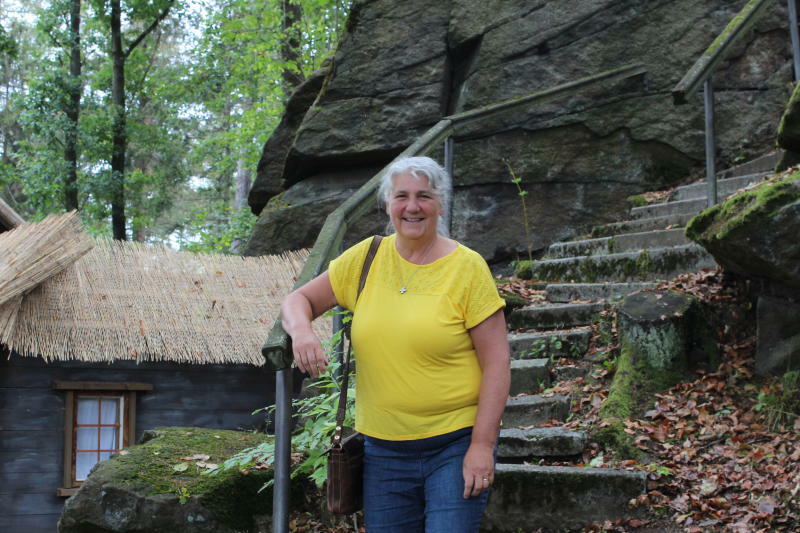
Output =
[
  {"x1": 0, "y1": 197, "x2": 25, "y2": 231},
  {"x1": 0, "y1": 240, "x2": 325, "y2": 366},
  {"x1": 0, "y1": 211, "x2": 94, "y2": 307}
]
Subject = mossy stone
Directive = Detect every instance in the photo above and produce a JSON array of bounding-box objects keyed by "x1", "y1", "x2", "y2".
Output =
[
  {"x1": 686, "y1": 172, "x2": 800, "y2": 288},
  {"x1": 59, "y1": 427, "x2": 314, "y2": 533}
]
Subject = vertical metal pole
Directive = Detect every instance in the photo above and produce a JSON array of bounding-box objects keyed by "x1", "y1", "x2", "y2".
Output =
[
  {"x1": 443, "y1": 136, "x2": 454, "y2": 236},
  {"x1": 331, "y1": 241, "x2": 345, "y2": 377},
  {"x1": 272, "y1": 367, "x2": 292, "y2": 533},
  {"x1": 704, "y1": 78, "x2": 717, "y2": 207},
  {"x1": 789, "y1": 0, "x2": 800, "y2": 81}
]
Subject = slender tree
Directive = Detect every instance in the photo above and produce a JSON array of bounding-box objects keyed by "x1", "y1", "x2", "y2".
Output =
[
  {"x1": 107, "y1": 0, "x2": 175, "y2": 240},
  {"x1": 63, "y1": 0, "x2": 81, "y2": 211}
]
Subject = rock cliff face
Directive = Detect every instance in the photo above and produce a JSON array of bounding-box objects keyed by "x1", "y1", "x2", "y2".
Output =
[{"x1": 246, "y1": 0, "x2": 792, "y2": 261}]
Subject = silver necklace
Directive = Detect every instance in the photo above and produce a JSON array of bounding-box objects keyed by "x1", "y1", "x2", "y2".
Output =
[{"x1": 398, "y1": 239, "x2": 437, "y2": 294}]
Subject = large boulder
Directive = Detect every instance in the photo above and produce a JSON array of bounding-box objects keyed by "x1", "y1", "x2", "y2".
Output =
[
  {"x1": 247, "y1": 0, "x2": 792, "y2": 261},
  {"x1": 58, "y1": 427, "x2": 309, "y2": 533},
  {"x1": 685, "y1": 172, "x2": 800, "y2": 289}
]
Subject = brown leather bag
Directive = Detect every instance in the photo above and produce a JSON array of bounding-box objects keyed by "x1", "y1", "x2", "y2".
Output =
[{"x1": 325, "y1": 235, "x2": 382, "y2": 515}]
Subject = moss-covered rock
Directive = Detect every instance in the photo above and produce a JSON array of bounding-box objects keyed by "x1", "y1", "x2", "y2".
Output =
[
  {"x1": 59, "y1": 427, "x2": 312, "y2": 533},
  {"x1": 777, "y1": 82, "x2": 800, "y2": 153},
  {"x1": 685, "y1": 172, "x2": 800, "y2": 288}
]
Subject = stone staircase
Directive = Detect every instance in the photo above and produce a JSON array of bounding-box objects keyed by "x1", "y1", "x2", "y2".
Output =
[{"x1": 483, "y1": 155, "x2": 776, "y2": 532}]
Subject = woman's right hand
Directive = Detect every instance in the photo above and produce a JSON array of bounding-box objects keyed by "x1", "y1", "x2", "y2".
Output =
[
  {"x1": 281, "y1": 271, "x2": 338, "y2": 378},
  {"x1": 292, "y1": 329, "x2": 328, "y2": 378}
]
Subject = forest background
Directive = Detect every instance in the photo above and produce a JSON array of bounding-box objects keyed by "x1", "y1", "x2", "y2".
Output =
[{"x1": 0, "y1": 0, "x2": 350, "y2": 252}]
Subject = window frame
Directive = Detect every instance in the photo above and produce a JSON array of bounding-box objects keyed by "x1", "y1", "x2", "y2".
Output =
[{"x1": 53, "y1": 381, "x2": 152, "y2": 497}]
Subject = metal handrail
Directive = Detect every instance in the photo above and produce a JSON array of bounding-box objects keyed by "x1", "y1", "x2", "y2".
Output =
[
  {"x1": 672, "y1": 0, "x2": 798, "y2": 207},
  {"x1": 264, "y1": 62, "x2": 647, "y2": 533},
  {"x1": 672, "y1": 0, "x2": 778, "y2": 105}
]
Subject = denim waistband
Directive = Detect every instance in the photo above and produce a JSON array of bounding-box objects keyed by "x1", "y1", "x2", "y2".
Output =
[{"x1": 364, "y1": 426, "x2": 473, "y2": 452}]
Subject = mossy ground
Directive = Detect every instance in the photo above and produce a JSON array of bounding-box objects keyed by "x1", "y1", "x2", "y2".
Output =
[
  {"x1": 92, "y1": 427, "x2": 304, "y2": 531},
  {"x1": 686, "y1": 170, "x2": 800, "y2": 243}
]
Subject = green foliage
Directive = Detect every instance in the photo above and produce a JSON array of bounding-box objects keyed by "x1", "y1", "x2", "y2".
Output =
[
  {"x1": 503, "y1": 158, "x2": 534, "y2": 263},
  {"x1": 754, "y1": 371, "x2": 800, "y2": 430},
  {"x1": 212, "y1": 309, "x2": 355, "y2": 489},
  {"x1": 2, "y1": 0, "x2": 351, "y2": 245}
]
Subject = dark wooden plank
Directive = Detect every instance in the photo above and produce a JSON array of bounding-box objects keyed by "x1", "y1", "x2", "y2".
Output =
[
  {"x1": 136, "y1": 409, "x2": 266, "y2": 431},
  {"x1": 0, "y1": 388, "x2": 65, "y2": 411},
  {"x1": 1, "y1": 364, "x2": 275, "y2": 390},
  {"x1": 0, "y1": 430, "x2": 63, "y2": 451},
  {"x1": 0, "y1": 470, "x2": 62, "y2": 493},
  {"x1": 0, "y1": 490, "x2": 64, "y2": 516},
  {"x1": 0, "y1": 408, "x2": 62, "y2": 430},
  {"x1": 0, "y1": 513, "x2": 60, "y2": 533},
  {"x1": 138, "y1": 389, "x2": 271, "y2": 411},
  {"x1": 0, "y1": 450, "x2": 62, "y2": 473},
  {"x1": 52, "y1": 380, "x2": 153, "y2": 391}
]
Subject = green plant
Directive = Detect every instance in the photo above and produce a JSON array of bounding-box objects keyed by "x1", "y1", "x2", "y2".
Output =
[
  {"x1": 503, "y1": 159, "x2": 534, "y2": 263},
  {"x1": 211, "y1": 310, "x2": 355, "y2": 489},
  {"x1": 754, "y1": 370, "x2": 800, "y2": 430}
]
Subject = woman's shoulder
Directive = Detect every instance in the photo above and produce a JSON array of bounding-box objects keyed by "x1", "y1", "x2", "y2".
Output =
[{"x1": 451, "y1": 239, "x2": 490, "y2": 267}]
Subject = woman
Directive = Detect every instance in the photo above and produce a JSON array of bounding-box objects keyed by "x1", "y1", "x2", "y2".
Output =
[{"x1": 281, "y1": 156, "x2": 510, "y2": 532}]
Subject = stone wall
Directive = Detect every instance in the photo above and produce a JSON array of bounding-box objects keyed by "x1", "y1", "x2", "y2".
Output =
[{"x1": 246, "y1": 0, "x2": 793, "y2": 261}]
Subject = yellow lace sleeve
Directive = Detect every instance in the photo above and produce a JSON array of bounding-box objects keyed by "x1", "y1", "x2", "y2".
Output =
[
  {"x1": 463, "y1": 250, "x2": 505, "y2": 329},
  {"x1": 328, "y1": 236, "x2": 374, "y2": 311}
]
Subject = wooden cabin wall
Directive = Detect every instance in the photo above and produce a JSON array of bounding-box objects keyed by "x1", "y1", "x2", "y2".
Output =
[{"x1": 0, "y1": 350, "x2": 279, "y2": 533}]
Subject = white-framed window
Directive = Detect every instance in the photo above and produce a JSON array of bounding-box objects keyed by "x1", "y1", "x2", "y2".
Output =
[
  {"x1": 53, "y1": 381, "x2": 152, "y2": 496},
  {"x1": 74, "y1": 393, "x2": 125, "y2": 481}
]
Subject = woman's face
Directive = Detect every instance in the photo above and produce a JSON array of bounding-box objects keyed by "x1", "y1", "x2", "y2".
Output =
[{"x1": 386, "y1": 171, "x2": 442, "y2": 241}]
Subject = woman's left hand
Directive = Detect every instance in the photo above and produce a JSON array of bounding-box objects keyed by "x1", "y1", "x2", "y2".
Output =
[{"x1": 462, "y1": 442, "x2": 494, "y2": 498}]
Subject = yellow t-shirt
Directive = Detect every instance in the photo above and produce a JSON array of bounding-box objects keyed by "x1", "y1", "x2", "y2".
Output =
[{"x1": 328, "y1": 234, "x2": 505, "y2": 440}]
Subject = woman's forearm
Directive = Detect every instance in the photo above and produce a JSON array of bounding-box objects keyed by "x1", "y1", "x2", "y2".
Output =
[{"x1": 471, "y1": 355, "x2": 510, "y2": 447}]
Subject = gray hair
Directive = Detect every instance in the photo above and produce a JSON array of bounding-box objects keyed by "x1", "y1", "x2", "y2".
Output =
[{"x1": 378, "y1": 156, "x2": 451, "y2": 236}]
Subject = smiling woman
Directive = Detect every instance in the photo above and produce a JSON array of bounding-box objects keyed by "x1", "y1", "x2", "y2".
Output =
[{"x1": 280, "y1": 156, "x2": 510, "y2": 533}]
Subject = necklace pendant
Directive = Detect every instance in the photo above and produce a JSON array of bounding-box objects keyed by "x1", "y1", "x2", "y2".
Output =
[{"x1": 399, "y1": 287, "x2": 407, "y2": 294}]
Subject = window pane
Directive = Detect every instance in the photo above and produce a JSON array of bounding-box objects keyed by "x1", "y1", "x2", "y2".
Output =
[
  {"x1": 101, "y1": 398, "x2": 120, "y2": 424},
  {"x1": 76, "y1": 427, "x2": 98, "y2": 451},
  {"x1": 100, "y1": 427, "x2": 119, "y2": 450},
  {"x1": 75, "y1": 452, "x2": 97, "y2": 481},
  {"x1": 99, "y1": 451, "x2": 113, "y2": 462},
  {"x1": 77, "y1": 398, "x2": 99, "y2": 425}
]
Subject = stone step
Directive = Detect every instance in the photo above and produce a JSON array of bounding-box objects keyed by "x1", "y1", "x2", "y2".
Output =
[
  {"x1": 546, "y1": 228, "x2": 690, "y2": 258},
  {"x1": 497, "y1": 427, "x2": 586, "y2": 458},
  {"x1": 718, "y1": 151, "x2": 778, "y2": 179},
  {"x1": 516, "y1": 244, "x2": 716, "y2": 283},
  {"x1": 508, "y1": 303, "x2": 606, "y2": 331},
  {"x1": 503, "y1": 394, "x2": 571, "y2": 427},
  {"x1": 669, "y1": 171, "x2": 769, "y2": 202},
  {"x1": 509, "y1": 359, "x2": 549, "y2": 396},
  {"x1": 485, "y1": 464, "x2": 647, "y2": 532},
  {"x1": 545, "y1": 282, "x2": 658, "y2": 303},
  {"x1": 630, "y1": 197, "x2": 706, "y2": 220},
  {"x1": 553, "y1": 363, "x2": 590, "y2": 382},
  {"x1": 590, "y1": 212, "x2": 694, "y2": 238},
  {"x1": 508, "y1": 327, "x2": 592, "y2": 359}
]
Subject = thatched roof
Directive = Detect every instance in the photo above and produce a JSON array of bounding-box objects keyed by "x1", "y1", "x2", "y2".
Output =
[
  {"x1": 0, "y1": 211, "x2": 94, "y2": 307},
  {"x1": 0, "y1": 197, "x2": 24, "y2": 231},
  {"x1": 0, "y1": 239, "x2": 323, "y2": 366}
]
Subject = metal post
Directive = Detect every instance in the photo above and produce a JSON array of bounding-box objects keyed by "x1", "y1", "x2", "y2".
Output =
[
  {"x1": 704, "y1": 78, "x2": 718, "y2": 207},
  {"x1": 443, "y1": 136, "x2": 454, "y2": 236},
  {"x1": 331, "y1": 241, "x2": 345, "y2": 377},
  {"x1": 789, "y1": 0, "x2": 800, "y2": 81},
  {"x1": 272, "y1": 368, "x2": 292, "y2": 533}
]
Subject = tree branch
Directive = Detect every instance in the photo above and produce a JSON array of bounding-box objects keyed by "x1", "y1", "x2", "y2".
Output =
[{"x1": 124, "y1": 0, "x2": 175, "y2": 58}]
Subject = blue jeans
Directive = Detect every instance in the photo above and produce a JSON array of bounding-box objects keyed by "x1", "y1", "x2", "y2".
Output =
[{"x1": 363, "y1": 427, "x2": 490, "y2": 533}]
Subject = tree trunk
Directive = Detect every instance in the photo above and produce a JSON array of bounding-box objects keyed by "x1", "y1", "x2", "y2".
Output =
[
  {"x1": 281, "y1": 0, "x2": 304, "y2": 94},
  {"x1": 110, "y1": 0, "x2": 126, "y2": 240},
  {"x1": 229, "y1": 156, "x2": 251, "y2": 254},
  {"x1": 64, "y1": 0, "x2": 81, "y2": 212}
]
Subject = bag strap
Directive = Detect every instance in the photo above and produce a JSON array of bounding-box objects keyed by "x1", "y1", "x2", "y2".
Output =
[{"x1": 331, "y1": 235, "x2": 382, "y2": 448}]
